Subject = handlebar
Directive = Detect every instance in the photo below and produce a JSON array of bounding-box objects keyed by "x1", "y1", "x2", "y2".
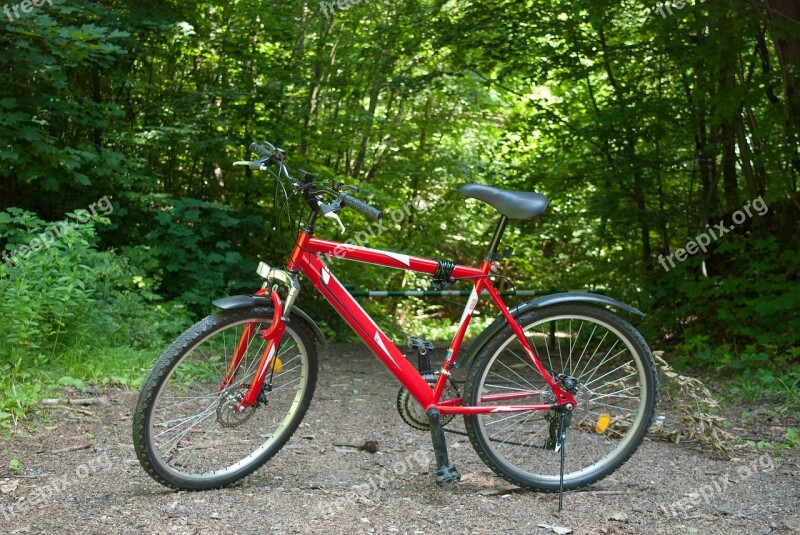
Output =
[
  {"x1": 340, "y1": 193, "x2": 383, "y2": 222},
  {"x1": 250, "y1": 142, "x2": 273, "y2": 159},
  {"x1": 242, "y1": 139, "x2": 383, "y2": 223},
  {"x1": 250, "y1": 141, "x2": 285, "y2": 163}
]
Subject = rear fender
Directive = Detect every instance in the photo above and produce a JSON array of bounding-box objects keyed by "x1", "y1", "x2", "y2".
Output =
[{"x1": 458, "y1": 291, "x2": 643, "y2": 371}]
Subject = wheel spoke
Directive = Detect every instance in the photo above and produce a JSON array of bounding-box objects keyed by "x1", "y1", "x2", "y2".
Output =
[
  {"x1": 133, "y1": 313, "x2": 318, "y2": 490},
  {"x1": 464, "y1": 307, "x2": 656, "y2": 492}
]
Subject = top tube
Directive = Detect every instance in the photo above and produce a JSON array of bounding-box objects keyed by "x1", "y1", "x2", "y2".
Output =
[{"x1": 301, "y1": 235, "x2": 488, "y2": 279}]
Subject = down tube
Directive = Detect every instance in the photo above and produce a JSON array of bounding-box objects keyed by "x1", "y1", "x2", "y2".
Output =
[{"x1": 295, "y1": 253, "x2": 436, "y2": 409}]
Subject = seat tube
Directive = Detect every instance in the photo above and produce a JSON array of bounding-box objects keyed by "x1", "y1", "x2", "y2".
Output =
[{"x1": 484, "y1": 216, "x2": 509, "y2": 261}]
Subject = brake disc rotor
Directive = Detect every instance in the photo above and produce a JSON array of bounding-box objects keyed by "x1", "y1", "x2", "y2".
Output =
[{"x1": 216, "y1": 388, "x2": 257, "y2": 428}]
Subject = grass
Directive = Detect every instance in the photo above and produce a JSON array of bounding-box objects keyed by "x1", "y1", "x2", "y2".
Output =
[
  {"x1": 716, "y1": 372, "x2": 800, "y2": 416},
  {"x1": 0, "y1": 346, "x2": 158, "y2": 436},
  {"x1": 701, "y1": 370, "x2": 800, "y2": 452}
]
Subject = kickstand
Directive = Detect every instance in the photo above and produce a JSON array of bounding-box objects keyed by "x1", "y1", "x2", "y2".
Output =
[
  {"x1": 558, "y1": 426, "x2": 566, "y2": 512},
  {"x1": 555, "y1": 407, "x2": 572, "y2": 512}
]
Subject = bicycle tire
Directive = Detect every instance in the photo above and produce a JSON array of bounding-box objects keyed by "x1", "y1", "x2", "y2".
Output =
[
  {"x1": 132, "y1": 306, "x2": 318, "y2": 490},
  {"x1": 464, "y1": 304, "x2": 658, "y2": 491}
]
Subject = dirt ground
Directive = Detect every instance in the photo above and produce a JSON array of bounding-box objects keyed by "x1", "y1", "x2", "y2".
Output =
[{"x1": 1, "y1": 343, "x2": 798, "y2": 535}]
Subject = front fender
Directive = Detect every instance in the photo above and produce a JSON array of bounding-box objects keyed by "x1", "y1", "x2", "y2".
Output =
[
  {"x1": 458, "y1": 291, "x2": 644, "y2": 370},
  {"x1": 212, "y1": 295, "x2": 327, "y2": 348}
]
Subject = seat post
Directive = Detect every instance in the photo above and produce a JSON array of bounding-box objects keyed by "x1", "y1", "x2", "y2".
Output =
[{"x1": 484, "y1": 215, "x2": 509, "y2": 262}]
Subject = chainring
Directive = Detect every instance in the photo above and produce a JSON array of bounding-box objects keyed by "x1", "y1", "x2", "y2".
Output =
[{"x1": 396, "y1": 373, "x2": 457, "y2": 431}]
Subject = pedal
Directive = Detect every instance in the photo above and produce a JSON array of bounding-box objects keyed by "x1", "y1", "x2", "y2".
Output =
[
  {"x1": 407, "y1": 337, "x2": 434, "y2": 352},
  {"x1": 427, "y1": 408, "x2": 460, "y2": 486},
  {"x1": 433, "y1": 464, "x2": 461, "y2": 485}
]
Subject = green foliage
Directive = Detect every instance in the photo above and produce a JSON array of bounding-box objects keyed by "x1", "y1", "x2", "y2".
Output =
[
  {"x1": 719, "y1": 366, "x2": 800, "y2": 414},
  {"x1": 649, "y1": 234, "x2": 799, "y2": 381},
  {"x1": 668, "y1": 236, "x2": 798, "y2": 347},
  {"x1": 744, "y1": 427, "x2": 799, "y2": 451},
  {"x1": 785, "y1": 428, "x2": 800, "y2": 449},
  {"x1": 57, "y1": 376, "x2": 86, "y2": 391},
  {"x1": 120, "y1": 196, "x2": 265, "y2": 310},
  {"x1": 0, "y1": 208, "x2": 191, "y2": 359},
  {"x1": 0, "y1": 208, "x2": 192, "y2": 423},
  {"x1": 0, "y1": 0, "x2": 132, "y2": 193},
  {"x1": 0, "y1": 0, "x2": 798, "y2": 422},
  {"x1": 0, "y1": 357, "x2": 43, "y2": 430}
]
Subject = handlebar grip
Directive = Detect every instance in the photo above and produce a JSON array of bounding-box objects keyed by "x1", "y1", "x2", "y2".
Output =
[
  {"x1": 341, "y1": 194, "x2": 383, "y2": 222},
  {"x1": 250, "y1": 142, "x2": 273, "y2": 159}
]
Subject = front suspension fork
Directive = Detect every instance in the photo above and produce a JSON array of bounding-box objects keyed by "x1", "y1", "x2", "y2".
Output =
[{"x1": 218, "y1": 291, "x2": 286, "y2": 411}]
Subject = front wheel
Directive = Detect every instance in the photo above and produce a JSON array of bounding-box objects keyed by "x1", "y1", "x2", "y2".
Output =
[
  {"x1": 464, "y1": 304, "x2": 658, "y2": 491},
  {"x1": 132, "y1": 306, "x2": 318, "y2": 490}
]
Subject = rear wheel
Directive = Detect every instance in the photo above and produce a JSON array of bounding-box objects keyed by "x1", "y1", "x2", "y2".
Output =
[
  {"x1": 132, "y1": 306, "x2": 318, "y2": 490},
  {"x1": 464, "y1": 304, "x2": 657, "y2": 491}
]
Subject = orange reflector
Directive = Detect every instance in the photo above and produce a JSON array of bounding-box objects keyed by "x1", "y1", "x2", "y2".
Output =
[
  {"x1": 595, "y1": 413, "x2": 611, "y2": 433},
  {"x1": 272, "y1": 357, "x2": 283, "y2": 373}
]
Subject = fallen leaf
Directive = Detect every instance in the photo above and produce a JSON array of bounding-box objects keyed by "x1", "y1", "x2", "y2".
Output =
[
  {"x1": 357, "y1": 440, "x2": 379, "y2": 453},
  {"x1": 686, "y1": 514, "x2": 717, "y2": 520},
  {"x1": 478, "y1": 485, "x2": 519, "y2": 496},
  {"x1": 609, "y1": 512, "x2": 628, "y2": 523},
  {"x1": 538, "y1": 523, "x2": 573, "y2": 534},
  {"x1": 1, "y1": 479, "x2": 19, "y2": 493}
]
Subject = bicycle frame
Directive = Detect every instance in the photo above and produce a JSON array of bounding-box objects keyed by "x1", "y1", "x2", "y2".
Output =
[
  {"x1": 134, "y1": 146, "x2": 655, "y2": 503},
  {"x1": 271, "y1": 229, "x2": 577, "y2": 414}
]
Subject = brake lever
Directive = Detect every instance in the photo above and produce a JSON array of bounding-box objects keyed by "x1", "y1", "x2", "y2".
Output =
[
  {"x1": 317, "y1": 198, "x2": 346, "y2": 233},
  {"x1": 324, "y1": 211, "x2": 346, "y2": 233},
  {"x1": 331, "y1": 179, "x2": 359, "y2": 193},
  {"x1": 233, "y1": 156, "x2": 271, "y2": 170}
]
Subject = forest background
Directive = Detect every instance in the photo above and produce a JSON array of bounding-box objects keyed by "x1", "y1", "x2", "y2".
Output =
[{"x1": 1, "y1": 0, "x2": 798, "y2": 431}]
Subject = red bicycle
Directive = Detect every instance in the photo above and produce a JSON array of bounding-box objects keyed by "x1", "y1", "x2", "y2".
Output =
[{"x1": 133, "y1": 141, "x2": 658, "y2": 507}]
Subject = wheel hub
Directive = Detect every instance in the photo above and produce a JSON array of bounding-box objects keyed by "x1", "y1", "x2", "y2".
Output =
[{"x1": 216, "y1": 387, "x2": 257, "y2": 428}]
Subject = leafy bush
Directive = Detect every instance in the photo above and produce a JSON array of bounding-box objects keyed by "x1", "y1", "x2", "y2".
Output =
[
  {"x1": 0, "y1": 207, "x2": 193, "y2": 427},
  {"x1": 119, "y1": 196, "x2": 267, "y2": 312},
  {"x1": 648, "y1": 234, "x2": 799, "y2": 378},
  {"x1": 0, "y1": 207, "x2": 191, "y2": 360}
]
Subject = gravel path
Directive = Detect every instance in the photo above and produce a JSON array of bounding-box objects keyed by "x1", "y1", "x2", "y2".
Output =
[{"x1": 1, "y1": 343, "x2": 798, "y2": 534}]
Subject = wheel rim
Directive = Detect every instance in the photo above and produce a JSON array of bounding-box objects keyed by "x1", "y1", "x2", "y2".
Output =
[
  {"x1": 473, "y1": 312, "x2": 651, "y2": 484},
  {"x1": 146, "y1": 317, "x2": 310, "y2": 481}
]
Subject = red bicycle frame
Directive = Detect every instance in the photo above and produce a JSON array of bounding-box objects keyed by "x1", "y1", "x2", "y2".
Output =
[{"x1": 258, "y1": 230, "x2": 577, "y2": 414}]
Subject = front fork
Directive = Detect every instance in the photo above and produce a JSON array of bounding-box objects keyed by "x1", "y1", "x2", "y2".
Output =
[
  {"x1": 218, "y1": 290, "x2": 287, "y2": 412},
  {"x1": 218, "y1": 263, "x2": 302, "y2": 411}
]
